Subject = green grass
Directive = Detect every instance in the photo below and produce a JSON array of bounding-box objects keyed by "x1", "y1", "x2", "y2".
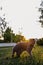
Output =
[
  {"x1": 0, "y1": 45, "x2": 43, "y2": 65},
  {"x1": 0, "y1": 46, "x2": 13, "y2": 59}
]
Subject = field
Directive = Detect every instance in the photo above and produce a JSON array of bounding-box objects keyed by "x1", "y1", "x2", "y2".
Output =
[{"x1": 0, "y1": 45, "x2": 43, "y2": 65}]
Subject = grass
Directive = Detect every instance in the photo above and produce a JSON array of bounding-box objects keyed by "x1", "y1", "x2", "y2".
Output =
[
  {"x1": 0, "y1": 44, "x2": 43, "y2": 65},
  {"x1": 0, "y1": 46, "x2": 12, "y2": 59}
]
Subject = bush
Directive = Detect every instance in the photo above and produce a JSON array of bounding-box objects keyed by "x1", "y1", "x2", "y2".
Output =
[
  {"x1": 37, "y1": 38, "x2": 43, "y2": 45},
  {"x1": 0, "y1": 40, "x2": 4, "y2": 43}
]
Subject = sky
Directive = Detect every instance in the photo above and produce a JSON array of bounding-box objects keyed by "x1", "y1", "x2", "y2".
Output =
[{"x1": 0, "y1": 0, "x2": 43, "y2": 39}]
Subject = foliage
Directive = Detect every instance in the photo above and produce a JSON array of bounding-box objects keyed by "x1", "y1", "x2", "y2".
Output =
[
  {"x1": 0, "y1": 17, "x2": 7, "y2": 36},
  {"x1": 14, "y1": 34, "x2": 26, "y2": 43},
  {"x1": 38, "y1": 0, "x2": 43, "y2": 27},
  {"x1": 3, "y1": 27, "x2": 25, "y2": 43},
  {"x1": 4, "y1": 27, "x2": 13, "y2": 42},
  {"x1": 0, "y1": 40, "x2": 4, "y2": 43},
  {"x1": 37, "y1": 38, "x2": 43, "y2": 45}
]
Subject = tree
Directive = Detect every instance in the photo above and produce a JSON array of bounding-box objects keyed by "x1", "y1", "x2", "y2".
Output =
[
  {"x1": 38, "y1": 0, "x2": 43, "y2": 27},
  {"x1": 0, "y1": 7, "x2": 7, "y2": 37},
  {"x1": 37, "y1": 38, "x2": 43, "y2": 45},
  {"x1": 14, "y1": 34, "x2": 26, "y2": 43},
  {"x1": 0, "y1": 17, "x2": 7, "y2": 35},
  {"x1": 4, "y1": 27, "x2": 13, "y2": 42}
]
